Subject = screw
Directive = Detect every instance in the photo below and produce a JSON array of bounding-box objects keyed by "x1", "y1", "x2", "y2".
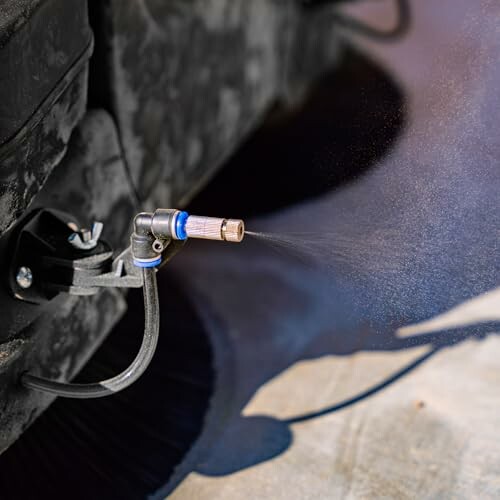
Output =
[{"x1": 16, "y1": 266, "x2": 33, "y2": 289}]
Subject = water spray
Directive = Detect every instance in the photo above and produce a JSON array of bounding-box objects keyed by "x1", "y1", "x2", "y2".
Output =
[{"x1": 18, "y1": 208, "x2": 245, "y2": 398}]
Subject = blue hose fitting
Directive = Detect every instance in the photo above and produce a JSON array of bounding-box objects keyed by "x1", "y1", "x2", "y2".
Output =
[
  {"x1": 133, "y1": 256, "x2": 162, "y2": 268},
  {"x1": 175, "y1": 211, "x2": 189, "y2": 240}
]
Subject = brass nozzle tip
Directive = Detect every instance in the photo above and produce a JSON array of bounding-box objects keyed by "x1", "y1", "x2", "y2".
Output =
[
  {"x1": 184, "y1": 216, "x2": 245, "y2": 243},
  {"x1": 222, "y1": 219, "x2": 245, "y2": 242}
]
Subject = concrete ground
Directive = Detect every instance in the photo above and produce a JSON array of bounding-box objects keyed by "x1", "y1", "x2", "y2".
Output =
[{"x1": 162, "y1": 1, "x2": 500, "y2": 498}]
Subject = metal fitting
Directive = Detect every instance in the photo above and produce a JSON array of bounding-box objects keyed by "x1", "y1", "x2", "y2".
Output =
[
  {"x1": 131, "y1": 209, "x2": 177, "y2": 267},
  {"x1": 130, "y1": 209, "x2": 245, "y2": 267},
  {"x1": 184, "y1": 216, "x2": 245, "y2": 242},
  {"x1": 151, "y1": 209, "x2": 179, "y2": 240}
]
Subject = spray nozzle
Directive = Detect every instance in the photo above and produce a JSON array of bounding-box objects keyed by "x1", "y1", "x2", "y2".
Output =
[{"x1": 131, "y1": 209, "x2": 245, "y2": 267}]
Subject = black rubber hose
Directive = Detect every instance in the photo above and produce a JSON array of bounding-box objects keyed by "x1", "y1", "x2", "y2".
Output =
[{"x1": 21, "y1": 267, "x2": 160, "y2": 399}]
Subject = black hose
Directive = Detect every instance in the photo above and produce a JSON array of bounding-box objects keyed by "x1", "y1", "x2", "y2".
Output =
[{"x1": 21, "y1": 267, "x2": 160, "y2": 399}]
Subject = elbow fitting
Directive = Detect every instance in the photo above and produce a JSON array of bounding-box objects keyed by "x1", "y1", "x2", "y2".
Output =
[{"x1": 131, "y1": 210, "x2": 176, "y2": 267}]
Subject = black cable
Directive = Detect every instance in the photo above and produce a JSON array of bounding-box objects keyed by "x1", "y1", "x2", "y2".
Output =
[
  {"x1": 21, "y1": 267, "x2": 160, "y2": 399},
  {"x1": 303, "y1": 0, "x2": 411, "y2": 42}
]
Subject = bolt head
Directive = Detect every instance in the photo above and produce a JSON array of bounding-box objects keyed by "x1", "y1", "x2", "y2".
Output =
[{"x1": 16, "y1": 266, "x2": 33, "y2": 289}]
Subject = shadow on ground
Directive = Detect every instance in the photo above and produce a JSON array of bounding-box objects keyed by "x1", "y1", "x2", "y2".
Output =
[{"x1": 194, "y1": 323, "x2": 499, "y2": 477}]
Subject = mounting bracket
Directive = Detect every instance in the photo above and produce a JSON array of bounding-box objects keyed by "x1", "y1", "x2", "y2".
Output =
[{"x1": 7, "y1": 209, "x2": 145, "y2": 304}]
